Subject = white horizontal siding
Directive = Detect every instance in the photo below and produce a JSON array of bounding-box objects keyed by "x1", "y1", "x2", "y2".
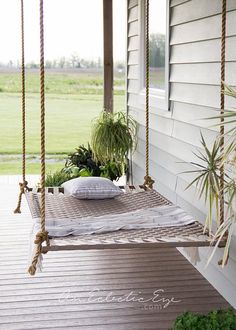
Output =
[
  {"x1": 128, "y1": 36, "x2": 139, "y2": 51},
  {"x1": 128, "y1": 5, "x2": 138, "y2": 22},
  {"x1": 170, "y1": 10, "x2": 236, "y2": 45},
  {"x1": 128, "y1": 50, "x2": 139, "y2": 65},
  {"x1": 127, "y1": 0, "x2": 236, "y2": 308},
  {"x1": 170, "y1": 37, "x2": 236, "y2": 64},
  {"x1": 171, "y1": 0, "x2": 236, "y2": 26},
  {"x1": 128, "y1": 0, "x2": 138, "y2": 9},
  {"x1": 170, "y1": 0, "x2": 190, "y2": 7},
  {"x1": 127, "y1": 79, "x2": 139, "y2": 93},
  {"x1": 170, "y1": 83, "x2": 236, "y2": 109},
  {"x1": 128, "y1": 20, "x2": 139, "y2": 37},
  {"x1": 128, "y1": 65, "x2": 139, "y2": 79},
  {"x1": 170, "y1": 62, "x2": 236, "y2": 85},
  {"x1": 172, "y1": 102, "x2": 221, "y2": 129}
]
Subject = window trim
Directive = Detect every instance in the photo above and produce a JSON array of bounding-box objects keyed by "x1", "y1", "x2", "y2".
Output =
[{"x1": 138, "y1": 0, "x2": 170, "y2": 112}]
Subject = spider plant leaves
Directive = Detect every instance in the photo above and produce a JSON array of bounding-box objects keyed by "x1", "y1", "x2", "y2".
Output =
[{"x1": 91, "y1": 111, "x2": 137, "y2": 164}]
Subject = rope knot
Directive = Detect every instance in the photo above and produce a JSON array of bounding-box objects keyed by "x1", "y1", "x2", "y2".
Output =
[
  {"x1": 34, "y1": 231, "x2": 49, "y2": 246},
  {"x1": 143, "y1": 175, "x2": 155, "y2": 189},
  {"x1": 19, "y1": 180, "x2": 28, "y2": 193},
  {"x1": 14, "y1": 181, "x2": 28, "y2": 214}
]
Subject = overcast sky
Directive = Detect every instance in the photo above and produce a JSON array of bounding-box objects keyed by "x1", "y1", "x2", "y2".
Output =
[
  {"x1": 0, "y1": 0, "x2": 166, "y2": 64},
  {"x1": 0, "y1": 0, "x2": 126, "y2": 64}
]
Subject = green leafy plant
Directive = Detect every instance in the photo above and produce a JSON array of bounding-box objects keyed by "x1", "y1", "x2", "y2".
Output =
[
  {"x1": 100, "y1": 161, "x2": 124, "y2": 181},
  {"x1": 91, "y1": 111, "x2": 137, "y2": 165},
  {"x1": 65, "y1": 144, "x2": 101, "y2": 177},
  {"x1": 45, "y1": 170, "x2": 71, "y2": 187},
  {"x1": 64, "y1": 143, "x2": 124, "y2": 181},
  {"x1": 185, "y1": 133, "x2": 222, "y2": 233},
  {"x1": 172, "y1": 309, "x2": 236, "y2": 330}
]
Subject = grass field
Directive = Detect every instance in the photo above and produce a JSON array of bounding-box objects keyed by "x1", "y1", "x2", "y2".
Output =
[
  {"x1": 0, "y1": 68, "x2": 125, "y2": 95},
  {"x1": 0, "y1": 69, "x2": 125, "y2": 174}
]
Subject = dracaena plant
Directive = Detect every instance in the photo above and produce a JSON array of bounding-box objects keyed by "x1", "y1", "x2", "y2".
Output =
[
  {"x1": 185, "y1": 133, "x2": 222, "y2": 233},
  {"x1": 186, "y1": 84, "x2": 236, "y2": 267}
]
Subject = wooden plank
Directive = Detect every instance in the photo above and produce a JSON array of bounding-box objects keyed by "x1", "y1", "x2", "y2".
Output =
[
  {"x1": 0, "y1": 301, "x2": 229, "y2": 324},
  {"x1": 103, "y1": 0, "x2": 113, "y2": 112},
  {"x1": 0, "y1": 181, "x2": 232, "y2": 330},
  {"x1": 170, "y1": 10, "x2": 236, "y2": 45},
  {"x1": 171, "y1": 0, "x2": 236, "y2": 26},
  {"x1": 0, "y1": 297, "x2": 228, "y2": 319},
  {"x1": 0, "y1": 263, "x2": 194, "y2": 277},
  {"x1": 0, "y1": 284, "x2": 216, "y2": 303}
]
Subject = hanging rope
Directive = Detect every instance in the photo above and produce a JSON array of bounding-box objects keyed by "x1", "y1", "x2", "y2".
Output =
[
  {"x1": 14, "y1": 0, "x2": 28, "y2": 214},
  {"x1": 219, "y1": 0, "x2": 227, "y2": 225},
  {"x1": 28, "y1": 0, "x2": 50, "y2": 276},
  {"x1": 218, "y1": 0, "x2": 228, "y2": 266},
  {"x1": 143, "y1": 0, "x2": 154, "y2": 189}
]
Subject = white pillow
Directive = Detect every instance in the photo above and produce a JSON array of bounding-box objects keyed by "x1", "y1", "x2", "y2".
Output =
[{"x1": 62, "y1": 177, "x2": 123, "y2": 199}]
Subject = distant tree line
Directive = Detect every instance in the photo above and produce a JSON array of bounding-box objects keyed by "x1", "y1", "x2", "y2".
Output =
[
  {"x1": 0, "y1": 54, "x2": 125, "y2": 71},
  {"x1": 149, "y1": 33, "x2": 165, "y2": 68},
  {"x1": 0, "y1": 35, "x2": 165, "y2": 70}
]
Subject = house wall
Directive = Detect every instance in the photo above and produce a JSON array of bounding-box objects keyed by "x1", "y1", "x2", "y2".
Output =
[{"x1": 127, "y1": 0, "x2": 236, "y2": 307}]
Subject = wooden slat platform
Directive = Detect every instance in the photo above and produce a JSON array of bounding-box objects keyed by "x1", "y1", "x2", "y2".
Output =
[{"x1": 0, "y1": 183, "x2": 231, "y2": 330}]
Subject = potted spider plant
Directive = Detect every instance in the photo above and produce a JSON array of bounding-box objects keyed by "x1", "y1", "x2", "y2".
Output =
[
  {"x1": 186, "y1": 84, "x2": 236, "y2": 266},
  {"x1": 91, "y1": 111, "x2": 137, "y2": 177}
]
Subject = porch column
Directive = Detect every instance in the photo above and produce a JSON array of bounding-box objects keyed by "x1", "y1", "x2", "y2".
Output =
[{"x1": 103, "y1": 0, "x2": 113, "y2": 113}]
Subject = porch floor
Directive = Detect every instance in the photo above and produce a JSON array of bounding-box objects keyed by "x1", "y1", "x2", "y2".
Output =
[{"x1": 0, "y1": 178, "x2": 230, "y2": 330}]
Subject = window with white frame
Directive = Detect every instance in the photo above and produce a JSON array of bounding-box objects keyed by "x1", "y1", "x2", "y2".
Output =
[
  {"x1": 140, "y1": 0, "x2": 169, "y2": 108},
  {"x1": 149, "y1": 0, "x2": 167, "y2": 90}
]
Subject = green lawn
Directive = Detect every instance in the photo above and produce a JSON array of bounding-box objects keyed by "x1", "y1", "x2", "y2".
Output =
[
  {"x1": 0, "y1": 69, "x2": 125, "y2": 95},
  {"x1": 0, "y1": 162, "x2": 65, "y2": 175},
  {"x1": 0, "y1": 93, "x2": 125, "y2": 154},
  {"x1": 0, "y1": 69, "x2": 125, "y2": 174}
]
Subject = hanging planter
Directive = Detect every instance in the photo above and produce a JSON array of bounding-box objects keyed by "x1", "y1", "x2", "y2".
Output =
[{"x1": 91, "y1": 111, "x2": 137, "y2": 168}]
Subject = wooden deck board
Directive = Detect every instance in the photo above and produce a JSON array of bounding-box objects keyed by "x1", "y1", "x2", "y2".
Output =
[{"x1": 0, "y1": 183, "x2": 231, "y2": 329}]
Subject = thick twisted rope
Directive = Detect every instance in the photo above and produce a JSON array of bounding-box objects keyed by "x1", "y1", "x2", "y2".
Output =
[
  {"x1": 14, "y1": 0, "x2": 28, "y2": 214},
  {"x1": 143, "y1": 0, "x2": 154, "y2": 190},
  {"x1": 219, "y1": 0, "x2": 226, "y2": 226},
  {"x1": 28, "y1": 0, "x2": 49, "y2": 276},
  {"x1": 218, "y1": 0, "x2": 227, "y2": 266}
]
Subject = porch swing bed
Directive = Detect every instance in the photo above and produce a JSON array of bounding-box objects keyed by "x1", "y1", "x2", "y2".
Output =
[{"x1": 14, "y1": 0, "x2": 228, "y2": 275}]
